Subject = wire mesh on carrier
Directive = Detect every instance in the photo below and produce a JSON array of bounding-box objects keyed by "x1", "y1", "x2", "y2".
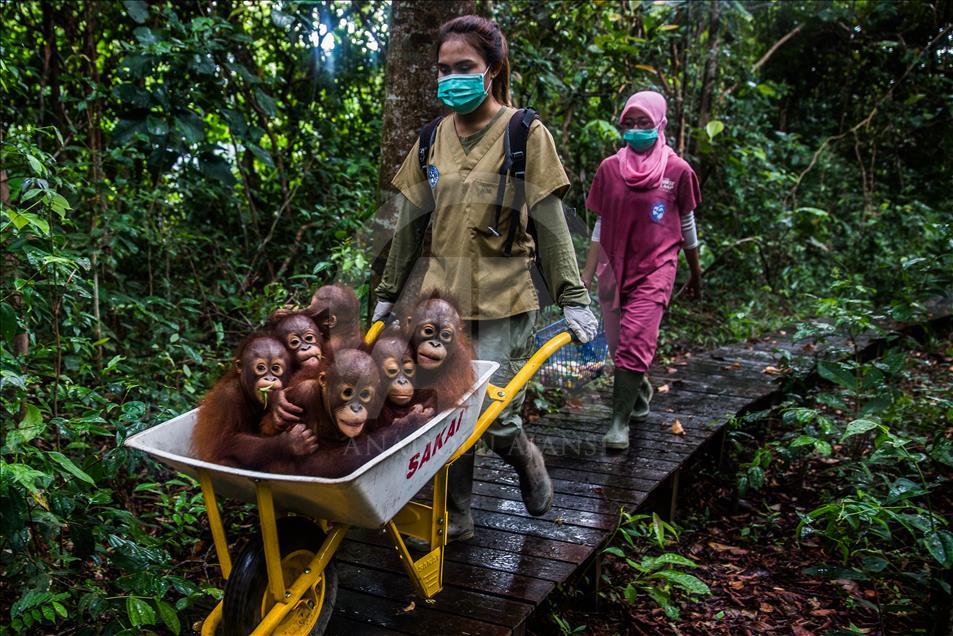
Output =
[{"x1": 533, "y1": 318, "x2": 609, "y2": 390}]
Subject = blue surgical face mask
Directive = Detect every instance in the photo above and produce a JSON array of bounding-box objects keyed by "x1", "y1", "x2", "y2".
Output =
[
  {"x1": 437, "y1": 68, "x2": 490, "y2": 114},
  {"x1": 623, "y1": 127, "x2": 659, "y2": 152}
]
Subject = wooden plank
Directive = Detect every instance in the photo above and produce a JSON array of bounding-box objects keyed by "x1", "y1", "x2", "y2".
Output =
[
  {"x1": 346, "y1": 526, "x2": 579, "y2": 583},
  {"x1": 330, "y1": 586, "x2": 509, "y2": 636},
  {"x1": 326, "y1": 613, "x2": 411, "y2": 635},
  {"x1": 476, "y1": 462, "x2": 655, "y2": 501},
  {"x1": 471, "y1": 479, "x2": 627, "y2": 516},
  {"x1": 471, "y1": 494, "x2": 617, "y2": 530},
  {"x1": 405, "y1": 488, "x2": 617, "y2": 530},
  {"x1": 470, "y1": 508, "x2": 608, "y2": 547},
  {"x1": 337, "y1": 542, "x2": 555, "y2": 607},
  {"x1": 450, "y1": 525, "x2": 597, "y2": 564}
]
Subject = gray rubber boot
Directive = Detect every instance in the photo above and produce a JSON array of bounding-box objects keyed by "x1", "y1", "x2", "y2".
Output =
[
  {"x1": 632, "y1": 374, "x2": 654, "y2": 422},
  {"x1": 603, "y1": 368, "x2": 645, "y2": 451},
  {"x1": 493, "y1": 431, "x2": 553, "y2": 516},
  {"x1": 444, "y1": 449, "x2": 475, "y2": 541}
]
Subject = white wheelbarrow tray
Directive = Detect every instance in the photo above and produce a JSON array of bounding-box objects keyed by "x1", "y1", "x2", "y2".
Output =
[{"x1": 125, "y1": 360, "x2": 499, "y2": 529}]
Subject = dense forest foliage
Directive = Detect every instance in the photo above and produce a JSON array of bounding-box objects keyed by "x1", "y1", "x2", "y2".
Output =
[{"x1": 1, "y1": 1, "x2": 950, "y2": 633}]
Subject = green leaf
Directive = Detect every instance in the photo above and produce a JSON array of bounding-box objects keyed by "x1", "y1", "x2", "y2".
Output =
[
  {"x1": 48, "y1": 451, "x2": 96, "y2": 485},
  {"x1": 122, "y1": 0, "x2": 149, "y2": 23},
  {"x1": 146, "y1": 115, "x2": 169, "y2": 136},
  {"x1": 198, "y1": 153, "x2": 236, "y2": 185},
  {"x1": 813, "y1": 440, "x2": 832, "y2": 457},
  {"x1": 602, "y1": 546, "x2": 625, "y2": 557},
  {"x1": 134, "y1": 26, "x2": 157, "y2": 45},
  {"x1": 623, "y1": 582, "x2": 638, "y2": 603},
  {"x1": 0, "y1": 302, "x2": 20, "y2": 343},
  {"x1": 705, "y1": 120, "x2": 725, "y2": 140},
  {"x1": 18, "y1": 404, "x2": 45, "y2": 443},
  {"x1": 925, "y1": 531, "x2": 953, "y2": 568},
  {"x1": 42, "y1": 605, "x2": 55, "y2": 622},
  {"x1": 1, "y1": 462, "x2": 49, "y2": 493},
  {"x1": 22, "y1": 213, "x2": 50, "y2": 235},
  {"x1": 789, "y1": 435, "x2": 816, "y2": 448},
  {"x1": 255, "y1": 89, "x2": 277, "y2": 117},
  {"x1": 861, "y1": 556, "x2": 888, "y2": 573},
  {"x1": 26, "y1": 154, "x2": 45, "y2": 175},
  {"x1": 649, "y1": 570, "x2": 711, "y2": 595},
  {"x1": 817, "y1": 360, "x2": 857, "y2": 389},
  {"x1": 641, "y1": 553, "x2": 697, "y2": 570},
  {"x1": 155, "y1": 598, "x2": 181, "y2": 635},
  {"x1": 125, "y1": 597, "x2": 156, "y2": 627},
  {"x1": 841, "y1": 418, "x2": 880, "y2": 441},
  {"x1": 860, "y1": 396, "x2": 891, "y2": 416}
]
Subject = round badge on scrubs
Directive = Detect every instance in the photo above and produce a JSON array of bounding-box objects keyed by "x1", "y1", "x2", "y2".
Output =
[
  {"x1": 651, "y1": 201, "x2": 666, "y2": 223},
  {"x1": 427, "y1": 164, "x2": 440, "y2": 189}
]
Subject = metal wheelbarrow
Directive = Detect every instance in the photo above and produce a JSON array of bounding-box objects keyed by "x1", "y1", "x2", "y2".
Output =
[{"x1": 125, "y1": 321, "x2": 572, "y2": 635}]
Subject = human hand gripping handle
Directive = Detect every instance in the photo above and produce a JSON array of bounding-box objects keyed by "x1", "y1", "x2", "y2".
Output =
[
  {"x1": 563, "y1": 305, "x2": 598, "y2": 344},
  {"x1": 372, "y1": 300, "x2": 394, "y2": 323}
]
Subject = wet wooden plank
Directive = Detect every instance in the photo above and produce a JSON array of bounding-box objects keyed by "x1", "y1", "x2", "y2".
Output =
[
  {"x1": 346, "y1": 526, "x2": 580, "y2": 583},
  {"x1": 450, "y1": 525, "x2": 596, "y2": 564},
  {"x1": 477, "y1": 460, "x2": 659, "y2": 500},
  {"x1": 470, "y1": 508, "x2": 607, "y2": 547},
  {"x1": 471, "y1": 479, "x2": 626, "y2": 517},
  {"x1": 337, "y1": 542, "x2": 555, "y2": 607},
  {"x1": 474, "y1": 464, "x2": 649, "y2": 506},
  {"x1": 326, "y1": 614, "x2": 410, "y2": 636},
  {"x1": 405, "y1": 488, "x2": 617, "y2": 531},
  {"x1": 330, "y1": 586, "x2": 509, "y2": 636}
]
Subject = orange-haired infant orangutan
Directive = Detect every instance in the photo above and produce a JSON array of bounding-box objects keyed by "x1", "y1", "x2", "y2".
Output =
[
  {"x1": 191, "y1": 334, "x2": 317, "y2": 470},
  {"x1": 405, "y1": 293, "x2": 475, "y2": 412}
]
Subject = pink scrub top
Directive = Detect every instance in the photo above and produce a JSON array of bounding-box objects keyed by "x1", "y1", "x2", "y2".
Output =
[{"x1": 586, "y1": 152, "x2": 701, "y2": 306}]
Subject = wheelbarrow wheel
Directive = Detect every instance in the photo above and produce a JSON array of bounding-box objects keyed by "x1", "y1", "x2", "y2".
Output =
[{"x1": 222, "y1": 516, "x2": 338, "y2": 635}]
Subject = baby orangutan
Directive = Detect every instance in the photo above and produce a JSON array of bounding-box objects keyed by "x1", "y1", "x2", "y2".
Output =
[
  {"x1": 370, "y1": 333, "x2": 435, "y2": 432},
  {"x1": 308, "y1": 284, "x2": 364, "y2": 353},
  {"x1": 270, "y1": 312, "x2": 323, "y2": 373},
  {"x1": 405, "y1": 293, "x2": 475, "y2": 412},
  {"x1": 269, "y1": 284, "x2": 363, "y2": 356},
  {"x1": 272, "y1": 349, "x2": 383, "y2": 447},
  {"x1": 191, "y1": 334, "x2": 317, "y2": 469}
]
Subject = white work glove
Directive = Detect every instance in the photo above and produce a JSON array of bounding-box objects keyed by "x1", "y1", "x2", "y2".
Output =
[
  {"x1": 563, "y1": 305, "x2": 598, "y2": 344},
  {"x1": 372, "y1": 300, "x2": 394, "y2": 323}
]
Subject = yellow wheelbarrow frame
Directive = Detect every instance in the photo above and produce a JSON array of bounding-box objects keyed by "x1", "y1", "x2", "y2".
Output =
[{"x1": 181, "y1": 324, "x2": 572, "y2": 635}]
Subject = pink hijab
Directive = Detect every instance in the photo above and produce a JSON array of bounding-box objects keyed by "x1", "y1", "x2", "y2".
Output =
[{"x1": 616, "y1": 91, "x2": 675, "y2": 190}]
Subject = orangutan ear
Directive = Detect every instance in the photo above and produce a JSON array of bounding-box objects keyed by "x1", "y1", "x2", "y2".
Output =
[
  {"x1": 234, "y1": 359, "x2": 243, "y2": 372},
  {"x1": 318, "y1": 371, "x2": 327, "y2": 388},
  {"x1": 327, "y1": 314, "x2": 338, "y2": 329}
]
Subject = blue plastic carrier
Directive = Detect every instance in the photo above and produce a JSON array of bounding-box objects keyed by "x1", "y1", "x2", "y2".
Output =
[{"x1": 533, "y1": 318, "x2": 609, "y2": 390}]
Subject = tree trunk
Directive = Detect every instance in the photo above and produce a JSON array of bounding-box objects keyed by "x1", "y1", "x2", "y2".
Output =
[
  {"x1": 694, "y1": 0, "x2": 721, "y2": 185},
  {"x1": 366, "y1": 0, "x2": 474, "y2": 315}
]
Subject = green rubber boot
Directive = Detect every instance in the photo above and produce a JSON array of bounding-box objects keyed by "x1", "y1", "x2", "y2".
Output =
[
  {"x1": 603, "y1": 369, "x2": 645, "y2": 451},
  {"x1": 632, "y1": 374, "x2": 654, "y2": 422}
]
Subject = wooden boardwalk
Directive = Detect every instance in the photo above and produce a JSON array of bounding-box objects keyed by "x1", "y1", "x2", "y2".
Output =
[{"x1": 324, "y1": 333, "x2": 806, "y2": 635}]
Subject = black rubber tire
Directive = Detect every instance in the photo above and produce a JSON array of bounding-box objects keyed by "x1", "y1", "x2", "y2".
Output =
[{"x1": 222, "y1": 517, "x2": 338, "y2": 636}]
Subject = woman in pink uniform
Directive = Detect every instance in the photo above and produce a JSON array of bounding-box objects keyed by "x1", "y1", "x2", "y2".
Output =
[{"x1": 581, "y1": 90, "x2": 702, "y2": 451}]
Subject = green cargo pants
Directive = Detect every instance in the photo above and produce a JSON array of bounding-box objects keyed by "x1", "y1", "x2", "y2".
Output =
[{"x1": 468, "y1": 310, "x2": 538, "y2": 453}]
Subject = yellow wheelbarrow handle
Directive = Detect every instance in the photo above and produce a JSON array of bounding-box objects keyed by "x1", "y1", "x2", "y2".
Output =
[
  {"x1": 364, "y1": 320, "x2": 387, "y2": 347},
  {"x1": 366, "y1": 319, "x2": 573, "y2": 463},
  {"x1": 449, "y1": 330, "x2": 572, "y2": 464}
]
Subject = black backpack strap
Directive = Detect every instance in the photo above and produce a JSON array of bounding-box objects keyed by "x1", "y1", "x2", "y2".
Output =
[
  {"x1": 496, "y1": 108, "x2": 537, "y2": 256},
  {"x1": 417, "y1": 116, "x2": 443, "y2": 173}
]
